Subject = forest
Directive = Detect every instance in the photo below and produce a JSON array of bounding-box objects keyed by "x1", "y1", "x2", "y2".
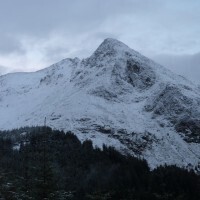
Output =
[{"x1": 0, "y1": 126, "x2": 200, "y2": 200}]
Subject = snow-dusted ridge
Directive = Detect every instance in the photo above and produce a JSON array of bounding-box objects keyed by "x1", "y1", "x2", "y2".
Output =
[{"x1": 0, "y1": 38, "x2": 200, "y2": 169}]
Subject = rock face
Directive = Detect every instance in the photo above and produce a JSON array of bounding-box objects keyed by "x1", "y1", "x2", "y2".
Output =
[{"x1": 0, "y1": 38, "x2": 200, "y2": 169}]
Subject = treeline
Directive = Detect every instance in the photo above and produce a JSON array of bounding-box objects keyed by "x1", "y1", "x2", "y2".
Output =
[{"x1": 0, "y1": 127, "x2": 199, "y2": 200}]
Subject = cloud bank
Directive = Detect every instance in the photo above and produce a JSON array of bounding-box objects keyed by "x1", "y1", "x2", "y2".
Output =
[{"x1": 0, "y1": 0, "x2": 199, "y2": 83}]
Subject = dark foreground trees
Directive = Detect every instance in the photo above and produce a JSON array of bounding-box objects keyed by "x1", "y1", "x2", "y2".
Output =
[{"x1": 0, "y1": 127, "x2": 199, "y2": 199}]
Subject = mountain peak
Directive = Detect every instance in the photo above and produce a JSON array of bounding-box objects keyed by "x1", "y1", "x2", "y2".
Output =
[
  {"x1": 96, "y1": 38, "x2": 130, "y2": 53},
  {"x1": 0, "y1": 38, "x2": 200, "y2": 170},
  {"x1": 101, "y1": 38, "x2": 127, "y2": 46},
  {"x1": 88, "y1": 38, "x2": 140, "y2": 66}
]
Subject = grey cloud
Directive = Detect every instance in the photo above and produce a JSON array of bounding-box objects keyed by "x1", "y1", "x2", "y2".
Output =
[
  {"x1": 0, "y1": 0, "x2": 147, "y2": 36},
  {"x1": 43, "y1": 46, "x2": 70, "y2": 62},
  {"x1": 0, "y1": 0, "x2": 199, "y2": 78},
  {"x1": 0, "y1": 34, "x2": 24, "y2": 55},
  {"x1": 153, "y1": 53, "x2": 200, "y2": 84}
]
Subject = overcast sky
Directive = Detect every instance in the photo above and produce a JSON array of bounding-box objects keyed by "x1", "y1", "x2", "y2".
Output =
[{"x1": 0, "y1": 0, "x2": 199, "y2": 83}]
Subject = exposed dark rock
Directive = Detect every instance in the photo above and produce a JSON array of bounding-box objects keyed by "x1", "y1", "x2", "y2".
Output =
[
  {"x1": 89, "y1": 86, "x2": 118, "y2": 101},
  {"x1": 96, "y1": 125, "x2": 113, "y2": 134},
  {"x1": 145, "y1": 85, "x2": 193, "y2": 116},
  {"x1": 125, "y1": 59, "x2": 156, "y2": 89},
  {"x1": 176, "y1": 118, "x2": 200, "y2": 143}
]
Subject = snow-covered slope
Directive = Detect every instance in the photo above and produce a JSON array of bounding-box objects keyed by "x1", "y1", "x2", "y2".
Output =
[{"x1": 0, "y1": 38, "x2": 200, "y2": 169}]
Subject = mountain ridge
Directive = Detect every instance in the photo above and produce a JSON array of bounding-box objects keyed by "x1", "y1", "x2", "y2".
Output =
[{"x1": 0, "y1": 38, "x2": 200, "y2": 170}]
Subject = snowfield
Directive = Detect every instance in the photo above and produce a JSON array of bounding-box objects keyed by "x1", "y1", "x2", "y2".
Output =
[{"x1": 0, "y1": 38, "x2": 200, "y2": 169}]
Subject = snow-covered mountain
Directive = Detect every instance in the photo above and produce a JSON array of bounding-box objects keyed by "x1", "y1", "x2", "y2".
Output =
[{"x1": 0, "y1": 38, "x2": 200, "y2": 169}]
